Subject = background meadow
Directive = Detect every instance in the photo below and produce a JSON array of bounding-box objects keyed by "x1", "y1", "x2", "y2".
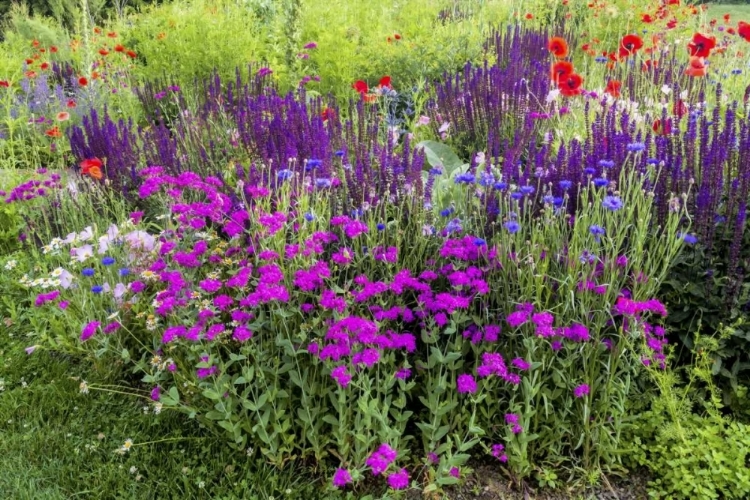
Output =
[{"x1": 2, "y1": 0, "x2": 750, "y2": 499}]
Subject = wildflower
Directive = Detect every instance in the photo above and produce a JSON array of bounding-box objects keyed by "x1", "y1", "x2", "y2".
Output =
[
  {"x1": 80, "y1": 321, "x2": 100, "y2": 341},
  {"x1": 559, "y1": 179, "x2": 572, "y2": 190},
  {"x1": 120, "y1": 438, "x2": 133, "y2": 453},
  {"x1": 574, "y1": 384, "x2": 590, "y2": 398},
  {"x1": 91, "y1": 285, "x2": 103, "y2": 294},
  {"x1": 78, "y1": 77, "x2": 88, "y2": 86},
  {"x1": 627, "y1": 142, "x2": 645, "y2": 153},
  {"x1": 45, "y1": 127, "x2": 62, "y2": 138},
  {"x1": 678, "y1": 232, "x2": 698, "y2": 245},
  {"x1": 303, "y1": 41, "x2": 318, "y2": 49},
  {"x1": 687, "y1": 33, "x2": 716, "y2": 58},
  {"x1": 80, "y1": 158, "x2": 103, "y2": 180},
  {"x1": 332, "y1": 468, "x2": 352, "y2": 488},
  {"x1": 512, "y1": 358, "x2": 531, "y2": 371},
  {"x1": 550, "y1": 60, "x2": 573, "y2": 83},
  {"x1": 457, "y1": 373, "x2": 477, "y2": 394},
  {"x1": 619, "y1": 34, "x2": 644, "y2": 58},
  {"x1": 685, "y1": 56, "x2": 707, "y2": 77},
  {"x1": 454, "y1": 173, "x2": 476, "y2": 184},
  {"x1": 558, "y1": 73, "x2": 584, "y2": 97},
  {"x1": 395, "y1": 368, "x2": 412, "y2": 380},
  {"x1": 547, "y1": 37, "x2": 569, "y2": 58},
  {"x1": 56, "y1": 112, "x2": 70, "y2": 122},
  {"x1": 504, "y1": 221, "x2": 520, "y2": 234},
  {"x1": 605, "y1": 80, "x2": 621, "y2": 98},
  {"x1": 449, "y1": 467, "x2": 460, "y2": 478},
  {"x1": 101, "y1": 256, "x2": 115, "y2": 266},
  {"x1": 387, "y1": 468, "x2": 409, "y2": 489},
  {"x1": 79, "y1": 380, "x2": 89, "y2": 394},
  {"x1": 602, "y1": 196, "x2": 623, "y2": 211},
  {"x1": 589, "y1": 224, "x2": 605, "y2": 242}
]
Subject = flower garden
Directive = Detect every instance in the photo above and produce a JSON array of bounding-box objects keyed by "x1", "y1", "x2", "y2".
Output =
[{"x1": 2, "y1": 0, "x2": 750, "y2": 498}]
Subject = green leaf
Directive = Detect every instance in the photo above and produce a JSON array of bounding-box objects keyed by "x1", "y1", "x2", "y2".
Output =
[{"x1": 417, "y1": 140, "x2": 463, "y2": 175}]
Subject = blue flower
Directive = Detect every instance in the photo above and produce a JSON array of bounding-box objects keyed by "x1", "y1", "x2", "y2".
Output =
[
  {"x1": 277, "y1": 169, "x2": 293, "y2": 181},
  {"x1": 595, "y1": 56, "x2": 608, "y2": 63},
  {"x1": 627, "y1": 142, "x2": 646, "y2": 153},
  {"x1": 646, "y1": 158, "x2": 660, "y2": 165},
  {"x1": 102, "y1": 256, "x2": 115, "y2": 266},
  {"x1": 334, "y1": 150, "x2": 345, "y2": 157},
  {"x1": 510, "y1": 192, "x2": 523, "y2": 200},
  {"x1": 316, "y1": 178, "x2": 332, "y2": 189},
  {"x1": 119, "y1": 268, "x2": 130, "y2": 277},
  {"x1": 429, "y1": 167, "x2": 443, "y2": 176},
  {"x1": 91, "y1": 285, "x2": 103, "y2": 294},
  {"x1": 494, "y1": 181, "x2": 508, "y2": 191},
  {"x1": 473, "y1": 237, "x2": 486, "y2": 246},
  {"x1": 678, "y1": 232, "x2": 698, "y2": 245},
  {"x1": 598, "y1": 160, "x2": 615, "y2": 169},
  {"x1": 377, "y1": 223, "x2": 386, "y2": 231},
  {"x1": 589, "y1": 224, "x2": 605, "y2": 242},
  {"x1": 519, "y1": 185, "x2": 535, "y2": 196},
  {"x1": 732, "y1": 69, "x2": 743, "y2": 75},
  {"x1": 593, "y1": 178, "x2": 609, "y2": 188},
  {"x1": 504, "y1": 221, "x2": 520, "y2": 234},
  {"x1": 304, "y1": 212, "x2": 314, "y2": 222},
  {"x1": 553, "y1": 197, "x2": 564, "y2": 207},
  {"x1": 305, "y1": 159, "x2": 322, "y2": 171},
  {"x1": 440, "y1": 207, "x2": 454, "y2": 217},
  {"x1": 602, "y1": 196, "x2": 623, "y2": 211},
  {"x1": 454, "y1": 173, "x2": 476, "y2": 184},
  {"x1": 478, "y1": 172, "x2": 495, "y2": 186},
  {"x1": 584, "y1": 167, "x2": 596, "y2": 176},
  {"x1": 445, "y1": 218, "x2": 463, "y2": 234},
  {"x1": 543, "y1": 195, "x2": 554, "y2": 205},
  {"x1": 559, "y1": 180, "x2": 573, "y2": 190},
  {"x1": 82, "y1": 268, "x2": 95, "y2": 277}
]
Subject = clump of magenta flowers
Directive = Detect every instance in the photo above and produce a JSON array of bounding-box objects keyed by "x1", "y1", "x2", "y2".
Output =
[{"x1": 18, "y1": 140, "x2": 691, "y2": 494}]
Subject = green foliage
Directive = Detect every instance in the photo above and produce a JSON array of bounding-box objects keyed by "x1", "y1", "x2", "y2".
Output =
[{"x1": 628, "y1": 333, "x2": 750, "y2": 499}]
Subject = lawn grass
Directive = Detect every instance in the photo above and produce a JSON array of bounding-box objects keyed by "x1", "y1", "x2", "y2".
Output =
[
  {"x1": 707, "y1": 2, "x2": 750, "y2": 20},
  {"x1": 0, "y1": 328, "x2": 326, "y2": 499}
]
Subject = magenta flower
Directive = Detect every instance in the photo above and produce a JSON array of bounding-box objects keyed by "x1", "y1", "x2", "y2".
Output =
[
  {"x1": 395, "y1": 368, "x2": 412, "y2": 380},
  {"x1": 449, "y1": 467, "x2": 460, "y2": 478},
  {"x1": 574, "y1": 384, "x2": 590, "y2": 398},
  {"x1": 303, "y1": 41, "x2": 318, "y2": 49},
  {"x1": 80, "y1": 321, "x2": 100, "y2": 342},
  {"x1": 377, "y1": 443, "x2": 398, "y2": 462},
  {"x1": 387, "y1": 468, "x2": 409, "y2": 489},
  {"x1": 511, "y1": 358, "x2": 531, "y2": 371},
  {"x1": 151, "y1": 386, "x2": 161, "y2": 401},
  {"x1": 456, "y1": 374, "x2": 477, "y2": 394},
  {"x1": 332, "y1": 468, "x2": 352, "y2": 488}
]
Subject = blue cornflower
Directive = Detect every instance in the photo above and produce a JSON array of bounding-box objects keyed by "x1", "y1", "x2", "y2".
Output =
[
  {"x1": 334, "y1": 150, "x2": 345, "y2": 157},
  {"x1": 316, "y1": 178, "x2": 332, "y2": 189},
  {"x1": 732, "y1": 69, "x2": 743, "y2": 75},
  {"x1": 543, "y1": 195, "x2": 554, "y2": 205},
  {"x1": 445, "y1": 218, "x2": 463, "y2": 234},
  {"x1": 559, "y1": 180, "x2": 573, "y2": 190},
  {"x1": 715, "y1": 215, "x2": 727, "y2": 224},
  {"x1": 593, "y1": 178, "x2": 609, "y2": 188},
  {"x1": 602, "y1": 195, "x2": 624, "y2": 211},
  {"x1": 102, "y1": 256, "x2": 115, "y2": 266},
  {"x1": 589, "y1": 224, "x2": 605, "y2": 242},
  {"x1": 678, "y1": 232, "x2": 698, "y2": 245},
  {"x1": 119, "y1": 268, "x2": 130, "y2": 277},
  {"x1": 305, "y1": 159, "x2": 322, "y2": 171},
  {"x1": 473, "y1": 237, "x2": 486, "y2": 246},
  {"x1": 494, "y1": 181, "x2": 508, "y2": 191},
  {"x1": 82, "y1": 268, "x2": 95, "y2": 277},
  {"x1": 377, "y1": 223, "x2": 386, "y2": 231},
  {"x1": 277, "y1": 169, "x2": 293, "y2": 181},
  {"x1": 304, "y1": 212, "x2": 314, "y2": 222},
  {"x1": 627, "y1": 142, "x2": 646, "y2": 153},
  {"x1": 91, "y1": 285, "x2": 103, "y2": 294},
  {"x1": 595, "y1": 56, "x2": 608, "y2": 63},
  {"x1": 478, "y1": 172, "x2": 495, "y2": 186},
  {"x1": 350, "y1": 208, "x2": 362, "y2": 219},
  {"x1": 429, "y1": 167, "x2": 443, "y2": 176},
  {"x1": 598, "y1": 160, "x2": 615, "y2": 169},
  {"x1": 440, "y1": 207, "x2": 454, "y2": 217},
  {"x1": 553, "y1": 197, "x2": 564, "y2": 207},
  {"x1": 454, "y1": 173, "x2": 476, "y2": 184},
  {"x1": 519, "y1": 185, "x2": 535, "y2": 196},
  {"x1": 646, "y1": 158, "x2": 660, "y2": 165},
  {"x1": 510, "y1": 192, "x2": 524, "y2": 200},
  {"x1": 584, "y1": 167, "x2": 596, "y2": 176},
  {"x1": 504, "y1": 221, "x2": 520, "y2": 234}
]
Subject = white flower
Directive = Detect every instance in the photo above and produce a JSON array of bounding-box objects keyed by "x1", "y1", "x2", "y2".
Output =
[
  {"x1": 4, "y1": 260, "x2": 17, "y2": 270},
  {"x1": 661, "y1": 85, "x2": 672, "y2": 95},
  {"x1": 79, "y1": 381, "x2": 89, "y2": 394},
  {"x1": 129, "y1": 466, "x2": 138, "y2": 474},
  {"x1": 545, "y1": 88, "x2": 560, "y2": 103}
]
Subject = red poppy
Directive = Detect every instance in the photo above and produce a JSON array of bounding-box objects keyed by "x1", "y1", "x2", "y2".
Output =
[
  {"x1": 724, "y1": 14, "x2": 731, "y2": 23},
  {"x1": 94, "y1": 27, "x2": 102, "y2": 34},
  {"x1": 40, "y1": 62, "x2": 49, "y2": 71},
  {"x1": 378, "y1": 75, "x2": 392, "y2": 89},
  {"x1": 0, "y1": 81, "x2": 8, "y2": 88},
  {"x1": 99, "y1": 48, "x2": 109, "y2": 56},
  {"x1": 709, "y1": 19, "x2": 717, "y2": 27},
  {"x1": 550, "y1": 61, "x2": 574, "y2": 83},
  {"x1": 666, "y1": 19, "x2": 677, "y2": 30},
  {"x1": 642, "y1": 14, "x2": 653, "y2": 23},
  {"x1": 66, "y1": 99, "x2": 77, "y2": 108},
  {"x1": 81, "y1": 158, "x2": 104, "y2": 180},
  {"x1": 78, "y1": 76, "x2": 88, "y2": 86},
  {"x1": 685, "y1": 56, "x2": 706, "y2": 77},
  {"x1": 605, "y1": 80, "x2": 621, "y2": 98},
  {"x1": 548, "y1": 37, "x2": 569, "y2": 58},
  {"x1": 652, "y1": 118, "x2": 672, "y2": 136},
  {"x1": 50, "y1": 46, "x2": 58, "y2": 53},
  {"x1": 687, "y1": 33, "x2": 716, "y2": 58},
  {"x1": 321, "y1": 107, "x2": 335, "y2": 121},
  {"x1": 91, "y1": 71, "x2": 100, "y2": 80},
  {"x1": 728, "y1": 28, "x2": 736, "y2": 35},
  {"x1": 667, "y1": 0, "x2": 680, "y2": 4},
  {"x1": 352, "y1": 80, "x2": 368, "y2": 94},
  {"x1": 558, "y1": 73, "x2": 583, "y2": 97},
  {"x1": 114, "y1": 44, "x2": 125, "y2": 52},
  {"x1": 45, "y1": 127, "x2": 62, "y2": 138},
  {"x1": 525, "y1": 13, "x2": 533, "y2": 19},
  {"x1": 25, "y1": 58, "x2": 33, "y2": 65},
  {"x1": 394, "y1": 33, "x2": 401, "y2": 40},
  {"x1": 39, "y1": 48, "x2": 46, "y2": 53},
  {"x1": 739, "y1": 22, "x2": 750, "y2": 42},
  {"x1": 25, "y1": 71, "x2": 37, "y2": 79},
  {"x1": 619, "y1": 34, "x2": 644, "y2": 58},
  {"x1": 32, "y1": 39, "x2": 40, "y2": 47},
  {"x1": 107, "y1": 32, "x2": 117, "y2": 38},
  {"x1": 126, "y1": 50, "x2": 137, "y2": 59}
]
